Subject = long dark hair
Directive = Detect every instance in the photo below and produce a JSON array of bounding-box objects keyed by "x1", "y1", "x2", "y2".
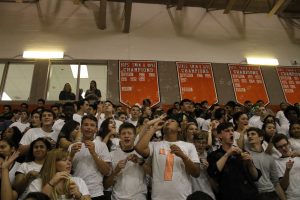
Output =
[
  {"x1": 98, "y1": 117, "x2": 114, "y2": 151},
  {"x1": 1, "y1": 126, "x2": 22, "y2": 146},
  {"x1": 26, "y1": 138, "x2": 52, "y2": 162},
  {"x1": 57, "y1": 120, "x2": 80, "y2": 146}
]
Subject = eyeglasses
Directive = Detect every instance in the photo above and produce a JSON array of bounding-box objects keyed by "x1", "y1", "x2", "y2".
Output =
[{"x1": 276, "y1": 143, "x2": 289, "y2": 149}]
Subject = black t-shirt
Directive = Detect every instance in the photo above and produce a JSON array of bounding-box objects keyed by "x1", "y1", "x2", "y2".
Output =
[{"x1": 207, "y1": 147, "x2": 261, "y2": 200}]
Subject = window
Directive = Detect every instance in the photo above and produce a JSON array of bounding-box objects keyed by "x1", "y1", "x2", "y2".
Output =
[
  {"x1": 79, "y1": 64, "x2": 107, "y2": 100},
  {"x1": 2, "y1": 63, "x2": 34, "y2": 101},
  {"x1": 47, "y1": 64, "x2": 78, "y2": 101}
]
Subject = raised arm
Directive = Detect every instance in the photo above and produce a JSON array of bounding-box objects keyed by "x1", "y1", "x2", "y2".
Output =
[
  {"x1": 135, "y1": 120, "x2": 164, "y2": 158},
  {"x1": 1, "y1": 152, "x2": 19, "y2": 200}
]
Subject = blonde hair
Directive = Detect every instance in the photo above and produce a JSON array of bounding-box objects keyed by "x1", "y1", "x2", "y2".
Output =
[{"x1": 39, "y1": 148, "x2": 69, "y2": 200}]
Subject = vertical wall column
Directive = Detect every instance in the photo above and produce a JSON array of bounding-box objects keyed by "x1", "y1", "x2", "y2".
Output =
[{"x1": 29, "y1": 59, "x2": 51, "y2": 103}]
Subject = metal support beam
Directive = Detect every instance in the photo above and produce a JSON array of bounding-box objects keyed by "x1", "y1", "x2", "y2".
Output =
[
  {"x1": 224, "y1": 0, "x2": 237, "y2": 14},
  {"x1": 177, "y1": 0, "x2": 184, "y2": 10},
  {"x1": 268, "y1": 0, "x2": 286, "y2": 16},
  {"x1": 99, "y1": 0, "x2": 107, "y2": 29},
  {"x1": 123, "y1": 0, "x2": 132, "y2": 33}
]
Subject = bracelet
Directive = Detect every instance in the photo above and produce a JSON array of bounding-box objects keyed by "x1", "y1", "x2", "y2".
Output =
[{"x1": 48, "y1": 182, "x2": 54, "y2": 187}]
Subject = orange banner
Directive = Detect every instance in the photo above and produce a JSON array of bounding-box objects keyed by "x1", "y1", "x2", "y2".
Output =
[
  {"x1": 176, "y1": 62, "x2": 218, "y2": 104},
  {"x1": 228, "y1": 64, "x2": 269, "y2": 106},
  {"x1": 276, "y1": 67, "x2": 300, "y2": 105},
  {"x1": 119, "y1": 61, "x2": 160, "y2": 107}
]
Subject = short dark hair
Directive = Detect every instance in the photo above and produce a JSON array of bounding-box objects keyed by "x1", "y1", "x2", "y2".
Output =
[
  {"x1": 284, "y1": 106, "x2": 300, "y2": 118},
  {"x1": 272, "y1": 133, "x2": 289, "y2": 148},
  {"x1": 216, "y1": 122, "x2": 234, "y2": 134},
  {"x1": 246, "y1": 127, "x2": 264, "y2": 137},
  {"x1": 51, "y1": 103, "x2": 60, "y2": 109},
  {"x1": 63, "y1": 102, "x2": 75, "y2": 110},
  {"x1": 76, "y1": 99, "x2": 88, "y2": 110},
  {"x1": 81, "y1": 114, "x2": 98, "y2": 127},
  {"x1": 214, "y1": 108, "x2": 226, "y2": 120},
  {"x1": 3, "y1": 105, "x2": 12, "y2": 111},
  {"x1": 225, "y1": 100, "x2": 236, "y2": 108},
  {"x1": 289, "y1": 121, "x2": 300, "y2": 138},
  {"x1": 38, "y1": 98, "x2": 45, "y2": 104},
  {"x1": 20, "y1": 102, "x2": 29, "y2": 108},
  {"x1": 41, "y1": 109, "x2": 56, "y2": 120},
  {"x1": 187, "y1": 191, "x2": 213, "y2": 200},
  {"x1": 119, "y1": 122, "x2": 136, "y2": 135},
  {"x1": 180, "y1": 99, "x2": 193, "y2": 106}
]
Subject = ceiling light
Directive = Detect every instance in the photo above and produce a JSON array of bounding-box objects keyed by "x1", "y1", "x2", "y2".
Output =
[
  {"x1": 2, "y1": 92, "x2": 12, "y2": 101},
  {"x1": 23, "y1": 51, "x2": 64, "y2": 59},
  {"x1": 246, "y1": 57, "x2": 279, "y2": 66},
  {"x1": 70, "y1": 65, "x2": 89, "y2": 78}
]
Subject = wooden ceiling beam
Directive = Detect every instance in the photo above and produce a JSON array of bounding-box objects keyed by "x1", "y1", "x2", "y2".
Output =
[
  {"x1": 268, "y1": 0, "x2": 286, "y2": 16},
  {"x1": 224, "y1": 0, "x2": 237, "y2": 14},
  {"x1": 123, "y1": 0, "x2": 133, "y2": 33},
  {"x1": 99, "y1": 0, "x2": 107, "y2": 29}
]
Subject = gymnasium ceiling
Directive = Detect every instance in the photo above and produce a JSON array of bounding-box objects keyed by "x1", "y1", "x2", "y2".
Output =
[{"x1": 0, "y1": 0, "x2": 300, "y2": 32}]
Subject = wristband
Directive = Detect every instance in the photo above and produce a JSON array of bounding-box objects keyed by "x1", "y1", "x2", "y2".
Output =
[{"x1": 48, "y1": 182, "x2": 54, "y2": 187}]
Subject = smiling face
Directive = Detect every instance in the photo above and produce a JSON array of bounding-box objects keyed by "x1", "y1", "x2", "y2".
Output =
[
  {"x1": 236, "y1": 114, "x2": 249, "y2": 127},
  {"x1": 264, "y1": 123, "x2": 276, "y2": 137},
  {"x1": 33, "y1": 140, "x2": 48, "y2": 161},
  {"x1": 290, "y1": 123, "x2": 300, "y2": 139},
  {"x1": 81, "y1": 118, "x2": 97, "y2": 141},
  {"x1": 0, "y1": 140, "x2": 15, "y2": 157},
  {"x1": 41, "y1": 111, "x2": 54, "y2": 127},
  {"x1": 274, "y1": 139, "x2": 290, "y2": 157}
]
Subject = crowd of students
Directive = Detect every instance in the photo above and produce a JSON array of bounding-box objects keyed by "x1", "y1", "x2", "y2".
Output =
[{"x1": 0, "y1": 98, "x2": 300, "y2": 200}]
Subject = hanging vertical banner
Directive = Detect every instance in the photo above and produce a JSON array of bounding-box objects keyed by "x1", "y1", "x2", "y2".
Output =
[
  {"x1": 119, "y1": 61, "x2": 160, "y2": 107},
  {"x1": 276, "y1": 66, "x2": 300, "y2": 105},
  {"x1": 176, "y1": 62, "x2": 218, "y2": 104},
  {"x1": 228, "y1": 64, "x2": 269, "y2": 106}
]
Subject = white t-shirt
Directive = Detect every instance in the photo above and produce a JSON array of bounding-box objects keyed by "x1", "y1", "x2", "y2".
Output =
[
  {"x1": 276, "y1": 110, "x2": 289, "y2": 127},
  {"x1": 16, "y1": 161, "x2": 43, "y2": 200},
  {"x1": 196, "y1": 117, "x2": 206, "y2": 130},
  {"x1": 191, "y1": 153, "x2": 215, "y2": 200},
  {"x1": 52, "y1": 119, "x2": 65, "y2": 134},
  {"x1": 19, "y1": 128, "x2": 58, "y2": 145},
  {"x1": 28, "y1": 176, "x2": 90, "y2": 198},
  {"x1": 110, "y1": 148, "x2": 147, "y2": 200},
  {"x1": 149, "y1": 140, "x2": 200, "y2": 200},
  {"x1": 126, "y1": 118, "x2": 138, "y2": 127},
  {"x1": 70, "y1": 139, "x2": 111, "y2": 197},
  {"x1": 201, "y1": 119, "x2": 211, "y2": 132},
  {"x1": 289, "y1": 138, "x2": 300, "y2": 152},
  {"x1": 9, "y1": 121, "x2": 30, "y2": 133},
  {"x1": 73, "y1": 113, "x2": 84, "y2": 125},
  {"x1": 249, "y1": 115, "x2": 262, "y2": 128},
  {"x1": 9, "y1": 162, "x2": 20, "y2": 184},
  {"x1": 275, "y1": 157, "x2": 300, "y2": 200}
]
